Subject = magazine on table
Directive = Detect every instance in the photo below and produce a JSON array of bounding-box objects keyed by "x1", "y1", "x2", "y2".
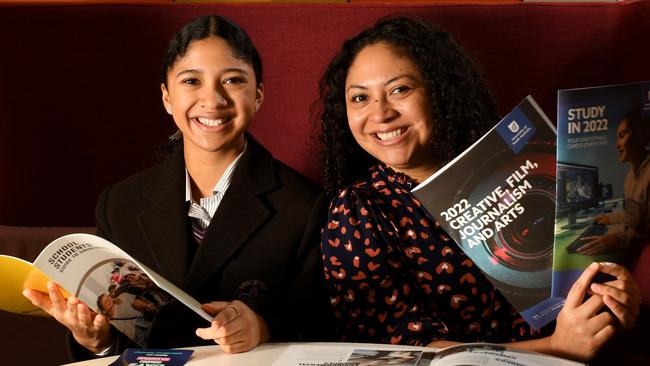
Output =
[
  {"x1": 412, "y1": 96, "x2": 561, "y2": 329},
  {"x1": 272, "y1": 343, "x2": 584, "y2": 366},
  {"x1": 0, "y1": 233, "x2": 212, "y2": 346},
  {"x1": 552, "y1": 80, "x2": 650, "y2": 298}
]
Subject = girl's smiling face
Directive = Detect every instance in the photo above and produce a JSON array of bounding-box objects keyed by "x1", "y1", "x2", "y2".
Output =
[{"x1": 161, "y1": 36, "x2": 263, "y2": 160}]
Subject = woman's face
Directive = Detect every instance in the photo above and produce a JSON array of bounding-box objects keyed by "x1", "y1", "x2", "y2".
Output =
[
  {"x1": 345, "y1": 42, "x2": 436, "y2": 179},
  {"x1": 161, "y1": 36, "x2": 263, "y2": 159},
  {"x1": 616, "y1": 118, "x2": 631, "y2": 163}
]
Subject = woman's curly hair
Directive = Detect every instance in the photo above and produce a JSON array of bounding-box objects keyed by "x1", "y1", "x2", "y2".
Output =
[{"x1": 315, "y1": 16, "x2": 499, "y2": 197}]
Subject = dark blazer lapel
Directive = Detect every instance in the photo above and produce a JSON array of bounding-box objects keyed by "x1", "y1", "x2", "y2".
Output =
[
  {"x1": 184, "y1": 138, "x2": 276, "y2": 292},
  {"x1": 137, "y1": 145, "x2": 191, "y2": 287}
]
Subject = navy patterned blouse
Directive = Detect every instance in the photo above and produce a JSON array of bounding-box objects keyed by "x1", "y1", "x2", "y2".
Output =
[{"x1": 321, "y1": 164, "x2": 547, "y2": 346}]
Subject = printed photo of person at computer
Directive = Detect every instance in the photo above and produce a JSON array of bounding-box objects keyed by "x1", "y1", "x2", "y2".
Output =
[
  {"x1": 552, "y1": 80, "x2": 650, "y2": 299},
  {"x1": 579, "y1": 108, "x2": 650, "y2": 261}
]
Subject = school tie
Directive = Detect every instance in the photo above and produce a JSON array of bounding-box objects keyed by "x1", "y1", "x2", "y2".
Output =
[{"x1": 188, "y1": 202, "x2": 211, "y2": 244}]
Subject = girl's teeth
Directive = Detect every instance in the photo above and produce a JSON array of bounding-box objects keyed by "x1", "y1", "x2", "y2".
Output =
[
  {"x1": 197, "y1": 117, "x2": 224, "y2": 126},
  {"x1": 377, "y1": 129, "x2": 402, "y2": 141}
]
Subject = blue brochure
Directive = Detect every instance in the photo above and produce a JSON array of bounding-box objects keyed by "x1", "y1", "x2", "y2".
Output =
[
  {"x1": 109, "y1": 348, "x2": 193, "y2": 366},
  {"x1": 552, "y1": 80, "x2": 650, "y2": 298}
]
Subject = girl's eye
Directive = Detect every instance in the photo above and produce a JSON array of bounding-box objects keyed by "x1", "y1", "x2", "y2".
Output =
[
  {"x1": 351, "y1": 94, "x2": 368, "y2": 103},
  {"x1": 224, "y1": 77, "x2": 244, "y2": 85},
  {"x1": 182, "y1": 78, "x2": 200, "y2": 86}
]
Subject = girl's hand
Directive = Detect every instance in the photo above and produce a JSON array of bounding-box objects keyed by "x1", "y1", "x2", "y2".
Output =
[
  {"x1": 23, "y1": 281, "x2": 113, "y2": 353},
  {"x1": 195, "y1": 300, "x2": 269, "y2": 353}
]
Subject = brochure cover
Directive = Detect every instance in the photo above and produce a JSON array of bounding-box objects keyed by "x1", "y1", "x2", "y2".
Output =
[
  {"x1": 0, "y1": 233, "x2": 212, "y2": 347},
  {"x1": 552, "y1": 80, "x2": 650, "y2": 298},
  {"x1": 109, "y1": 348, "x2": 193, "y2": 366},
  {"x1": 0, "y1": 254, "x2": 66, "y2": 317},
  {"x1": 412, "y1": 96, "x2": 561, "y2": 329}
]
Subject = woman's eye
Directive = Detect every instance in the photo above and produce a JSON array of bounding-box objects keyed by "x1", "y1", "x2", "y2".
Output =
[
  {"x1": 391, "y1": 86, "x2": 411, "y2": 95},
  {"x1": 351, "y1": 94, "x2": 368, "y2": 103}
]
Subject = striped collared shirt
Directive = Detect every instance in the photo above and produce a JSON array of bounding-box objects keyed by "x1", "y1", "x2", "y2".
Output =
[{"x1": 185, "y1": 141, "x2": 247, "y2": 229}]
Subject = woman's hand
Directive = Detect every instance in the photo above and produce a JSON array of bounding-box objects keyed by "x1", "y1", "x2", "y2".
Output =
[
  {"x1": 195, "y1": 300, "x2": 269, "y2": 353},
  {"x1": 577, "y1": 233, "x2": 626, "y2": 256},
  {"x1": 589, "y1": 262, "x2": 640, "y2": 331},
  {"x1": 550, "y1": 262, "x2": 616, "y2": 362},
  {"x1": 23, "y1": 281, "x2": 113, "y2": 353}
]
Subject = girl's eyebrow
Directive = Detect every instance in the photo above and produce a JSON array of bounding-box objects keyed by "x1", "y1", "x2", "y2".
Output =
[
  {"x1": 175, "y1": 68, "x2": 249, "y2": 79},
  {"x1": 175, "y1": 69, "x2": 200, "y2": 79},
  {"x1": 222, "y1": 67, "x2": 249, "y2": 75},
  {"x1": 346, "y1": 74, "x2": 417, "y2": 93}
]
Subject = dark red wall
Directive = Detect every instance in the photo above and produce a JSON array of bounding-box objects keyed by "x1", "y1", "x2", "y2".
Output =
[{"x1": 1, "y1": 2, "x2": 649, "y2": 226}]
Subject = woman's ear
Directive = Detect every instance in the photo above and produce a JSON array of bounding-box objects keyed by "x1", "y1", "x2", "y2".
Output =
[
  {"x1": 161, "y1": 83, "x2": 172, "y2": 115},
  {"x1": 255, "y1": 83, "x2": 265, "y2": 112}
]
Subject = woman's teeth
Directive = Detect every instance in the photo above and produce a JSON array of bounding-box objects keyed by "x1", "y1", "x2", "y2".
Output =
[
  {"x1": 377, "y1": 129, "x2": 403, "y2": 141},
  {"x1": 197, "y1": 117, "x2": 225, "y2": 126}
]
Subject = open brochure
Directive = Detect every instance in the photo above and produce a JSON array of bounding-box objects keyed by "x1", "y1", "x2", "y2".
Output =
[
  {"x1": 272, "y1": 343, "x2": 583, "y2": 366},
  {"x1": 552, "y1": 80, "x2": 650, "y2": 298},
  {"x1": 411, "y1": 96, "x2": 562, "y2": 329},
  {"x1": 0, "y1": 233, "x2": 211, "y2": 346}
]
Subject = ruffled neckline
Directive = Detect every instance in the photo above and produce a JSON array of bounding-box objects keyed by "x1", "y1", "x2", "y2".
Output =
[{"x1": 376, "y1": 164, "x2": 416, "y2": 190}]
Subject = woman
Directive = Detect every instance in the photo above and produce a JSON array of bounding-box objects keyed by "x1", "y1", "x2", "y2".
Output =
[
  {"x1": 317, "y1": 16, "x2": 640, "y2": 362},
  {"x1": 579, "y1": 108, "x2": 650, "y2": 261},
  {"x1": 24, "y1": 14, "x2": 332, "y2": 359}
]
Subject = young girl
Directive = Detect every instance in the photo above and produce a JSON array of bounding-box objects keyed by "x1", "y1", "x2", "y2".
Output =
[
  {"x1": 24, "y1": 14, "x2": 332, "y2": 359},
  {"x1": 317, "y1": 16, "x2": 640, "y2": 362}
]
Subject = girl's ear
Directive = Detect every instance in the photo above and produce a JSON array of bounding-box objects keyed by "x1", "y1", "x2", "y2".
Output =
[
  {"x1": 161, "y1": 83, "x2": 172, "y2": 115},
  {"x1": 255, "y1": 83, "x2": 264, "y2": 112}
]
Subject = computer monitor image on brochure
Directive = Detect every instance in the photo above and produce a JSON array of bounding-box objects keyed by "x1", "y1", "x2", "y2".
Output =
[{"x1": 556, "y1": 162, "x2": 599, "y2": 230}]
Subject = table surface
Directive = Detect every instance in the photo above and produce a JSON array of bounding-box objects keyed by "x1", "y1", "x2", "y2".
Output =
[{"x1": 62, "y1": 342, "x2": 431, "y2": 366}]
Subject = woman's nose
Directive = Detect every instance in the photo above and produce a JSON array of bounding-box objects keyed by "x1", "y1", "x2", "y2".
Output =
[{"x1": 368, "y1": 97, "x2": 397, "y2": 123}]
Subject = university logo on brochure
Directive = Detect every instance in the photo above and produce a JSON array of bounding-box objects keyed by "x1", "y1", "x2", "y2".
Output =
[
  {"x1": 496, "y1": 107, "x2": 536, "y2": 154},
  {"x1": 508, "y1": 121, "x2": 520, "y2": 133}
]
